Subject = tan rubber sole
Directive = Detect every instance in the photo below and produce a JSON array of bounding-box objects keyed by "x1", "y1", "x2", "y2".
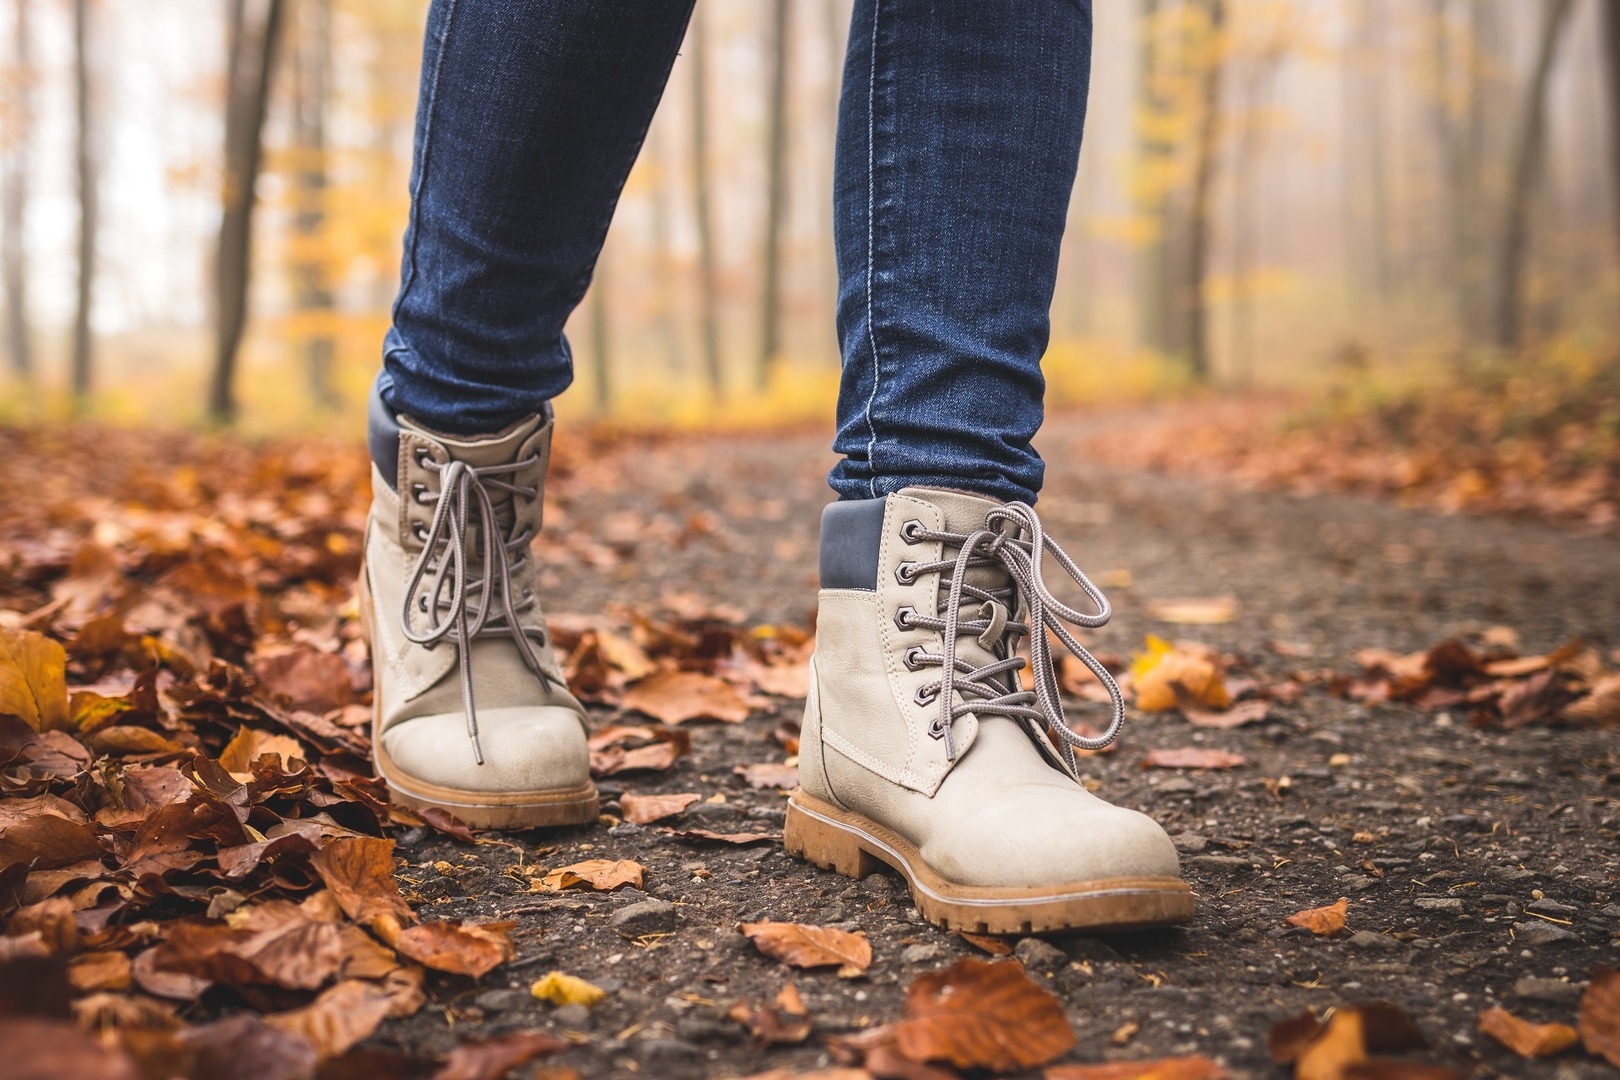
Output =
[
  {"x1": 358, "y1": 562, "x2": 599, "y2": 831},
  {"x1": 784, "y1": 790, "x2": 1195, "y2": 934}
]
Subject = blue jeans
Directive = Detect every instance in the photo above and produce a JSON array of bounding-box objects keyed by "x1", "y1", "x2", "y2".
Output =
[{"x1": 381, "y1": 0, "x2": 1091, "y2": 505}]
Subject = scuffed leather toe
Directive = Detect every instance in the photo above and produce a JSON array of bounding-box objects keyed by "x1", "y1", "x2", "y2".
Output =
[{"x1": 381, "y1": 705, "x2": 589, "y2": 795}]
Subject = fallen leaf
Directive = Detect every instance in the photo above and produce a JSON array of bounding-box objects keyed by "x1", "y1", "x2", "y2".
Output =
[
  {"x1": 1296, "y1": 1008, "x2": 1366, "y2": 1080},
  {"x1": 1131, "y1": 636, "x2": 1229, "y2": 712},
  {"x1": 957, "y1": 932, "x2": 1014, "y2": 956},
  {"x1": 1565, "y1": 673, "x2": 1620, "y2": 726},
  {"x1": 1146, "y1": 597, "x2": 1236, "y2": 625},
  {"x1": 729, "y1": 982, "x2": 813, "y2": 1045},
  {"x1": 0, "y1": 1016, "x2": 141, "y2": 1080},
  {"x1": 394, "y1": 920, "x2": 514, "y2": 978},
  {"x1": 309, "y1": 836, "x2": 416, "y2": 929},
  {"x1": 667, "y1": 828, "x2": 779, "y2": 845},
  {"x1": 153, "y1": 903, "x2": 344, "y2": 990},
  {"x1": 619, "y1": 792, "x2": 701, "y2": 825},
  {"x1": 1286, "y1": 898, "x2": 1349, "y2": 937},
  {"x1": 254, "y1": 645, "x2": 354, "y2": 714},
  {"x1": 0, "y1": 628, "x2": 69, "y2": 732},
  {"x1": 433, "y1": 1032, "x2": 569, "y2": 1080},
  {"x1": 531, "y1": 970, "x2": 607, "y2": 1008},
  {"x1": 1141, "y1": 748, "x2": 1246, "y2": 770},
  {"x1": 218, "y1": 726, "x2": 308, "y2": 782},
  {"x1": 1046, "y1": 1056, "x2": 1229, "y2": 1079},
  {"x1": 1581, "y1": 968, "x2": 1620, "y2": 1068},
  {"x1": 892, "y1": 958, "x2": 1075, "y2": 1072},
  {"x1": 537, "y1": 859, "x2": 644, "y2": 892},
  {"x1": 740, "y1": 921, "x2": 872, "y2": 975},
  {"x1": 266, "y1": 978, "x2": 396, "y2": 1060},
  {"x1": 67, "y1": 950, "x2": 133, "y2": 992},
  {"x1": 162, "y1": 1013, "x2": 321, "y2": 1080},
  {"x1": 1183, "y1": 698, "x2": 1270, "y2": 729},
  {"x1": 621, "y1": 670, "x2": 752, "y2": 724},
  {"x1": 735, "y1": 762, "x2": 798, "y2": 789},
  {"x1": 1477, "y1": 1005, "x2": 1578, "y2": 1057}
]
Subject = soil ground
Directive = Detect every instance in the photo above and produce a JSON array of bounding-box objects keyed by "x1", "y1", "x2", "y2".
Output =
[{"x1": 373, "y1": 411, "x2": 1620, "y2": 1079}]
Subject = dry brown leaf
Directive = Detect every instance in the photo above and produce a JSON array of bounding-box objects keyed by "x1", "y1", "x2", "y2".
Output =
[
  {"x1": 266, "y1": 978, "x2": 396, "y2": 1060},
  {"x1": 667, "y1": 828, "x2": 779, "y2": 845},
  {"x1": 891, "y1": 958, "x2": 1075, "y2": 1072},
  {"x1": 0, "y1": 1016, "x2": 142, "y2": 1080},
  {"x1": 619, "y1": 792, "x2": 701, "y2": 824},
  {"x1": 1183, "y1": 698, "x2": 1270, "y2": 729},
  {"x1": 1581, "y1": 968, "x2": 1620, "y2": 1068},
  {"x1": 394, "y1": 919, "x2": 515, "y2": 978},
  {"x1": 0, "y1": 627, "x2": 69, "y2": 732},
  {"x1": 1146, "y1": 597, "x2": 1237, "y2": 625},
  {"x1": 1286, "y1": 897, "x2": 1349, "y2": 937},
  {"x1": 739, "y1": 921, "x2": 872, "y2": 975},
  {"x1": 729, "y1": 983, "x2": 813, "y2": 1045},
  {"x1": 537, "y1": 858, "x2": 644, "y2": 892},
  {"x1": 735, "y1": 762, "x2": 799, "y2": 789},
  {"x1": 1296, "y1": 1008, "x2": 1366, "y2": 1080},
  {"x1": 1046, "y1": 1056, "x2": 1230, "y2": 1079},
  {"x1": 621, "y1": 670, "x2": 752, "y2": 724},
  {"x1": 957, "y1": 932, "x2": 1014, "y2": 956},
  {"x1": 1141, "y1": 748, "x2": 1246, "y2": 770},
  {"x1": 1131, "y1": 636, "x2": 1229, "y2": 713},
  {"x1": 254, "y1": 645, "x2": 354, "y2": 714},
  {"x1": 1264, "y1": 1009, "x2": 1322, "y2": 1062},
  {"x1": 1476, "y1": 1005, "x2": 1578, "y2": 1057},
  {"x1": 154, "y1": 903, "x2": 345, "y2": 991},
  {"x1": 1565, "y1": 673, "x2": 1620, "y2": 726},
  {"x1": 434, "y1": 1032, "x2": 570, "y2": 1080},
  {"x1": 309, "y1": 836, "x2": 416, "y2": 928},
  {"x1": 218, "y1": 726, "x2": 308, "y2": 781},
  {"x1": 67, "y1": 950, "x2": 133, "y2": 992}
]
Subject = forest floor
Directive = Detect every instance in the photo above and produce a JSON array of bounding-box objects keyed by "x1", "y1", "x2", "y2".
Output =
[{"x1": 1, "y1": 405, "x2": 1618, "y2": 1079}]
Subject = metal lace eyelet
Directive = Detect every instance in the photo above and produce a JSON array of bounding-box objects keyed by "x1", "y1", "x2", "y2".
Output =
[
  {"x1": 417, "y1": 594, "x2": 429, "y2": 612},
  {"x1": 894, "y1": 606, "x2": 916, "y2": 630},
  {"x1": 903, "y1": 646, "x2": 926, "y2": 671},
  {"x1": 915, "y1": 685, "x2": 939, "y2": 706},
  {"x1": 411, "y1": 521, "x2": 428, "y2": 541},
  {"x1": 411, "y1": 482, "x2": 429, "y2": 504},
  {"x1": 895, "y1": 561, "x2": 917, "y2": 585},
  {"x1": 899, "y1": 519, "x2": 925, "y2": 544},
  {"x1": 926, "y1": 717, "x2": 946, "y2": 739},
  {"x1": 415, "y1": 448, "x2": 434, "y2": 468}
]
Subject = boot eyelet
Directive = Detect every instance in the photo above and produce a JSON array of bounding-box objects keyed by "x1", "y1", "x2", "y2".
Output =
[
  {"x1": 903, "y1": 646, "x2": 927, "y2": 671},
  {"x1": 899, "y1": 519, "x2": 926, "y2": 544},
  {"x1": 417, "y1": 594, "x2": 429, "y2": 612},
  {"x1": 894, "y1": 606, "x2": 917, "y2": 630},
  {"x1": 415, "y1": 448, "x2": 435, "y2": 468},
  {"x1": 411, "y1": 522, "x2": 428, "y2": 541},
  {"x1": 410, "y1": 482, "x2": 430, "y2": 504},
  {"x1": 926, "y1": 718, "x2": 946, "y2": 739},
  {"x1": 915, "y1": 685, "x2": 939, "y2": 706},
  {"x1": 895, "y1": 561, "x2": 917, "y2": 585}
]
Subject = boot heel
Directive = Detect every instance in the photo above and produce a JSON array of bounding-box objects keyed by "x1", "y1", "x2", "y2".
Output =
[{"x1": 785, "y1": 796, "x2": 880, "y2": 879}]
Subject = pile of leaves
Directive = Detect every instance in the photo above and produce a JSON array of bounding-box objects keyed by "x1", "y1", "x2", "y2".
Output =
[{"x1": 1080, "y1": 347, "x2": 1620, "y2": 529}]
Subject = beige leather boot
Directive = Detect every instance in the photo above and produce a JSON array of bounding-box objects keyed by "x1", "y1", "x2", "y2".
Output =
[
  {"x1": 360, "y1": 398, "x2": 596, "y2": 829},
  {"x1": 786, "y1": 488, "x2": 1193, "y2": 933}
]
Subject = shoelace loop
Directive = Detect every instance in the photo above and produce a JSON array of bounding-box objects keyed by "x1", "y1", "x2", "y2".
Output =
[
  {"x1": 901, "y1": 501, "x2": 1124, "y2": 776},
  {"x1": 400, "y1": 455, "x2": 554, "y2": 765}
]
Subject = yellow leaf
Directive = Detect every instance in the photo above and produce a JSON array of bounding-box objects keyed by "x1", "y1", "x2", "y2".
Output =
[
  {"x1": 531, "y1": 970, "x2": 607, "y2": 1008},
  {"x1": 0, "y1": 628, "x2": 69, "y2": 732},
  {"x1": 1130, "y1": 636, "x2": 1229, "y2": 712}
]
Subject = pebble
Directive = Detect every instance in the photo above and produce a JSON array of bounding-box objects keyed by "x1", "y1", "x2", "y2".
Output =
[
  {"x1": 395, "y1": 826, "x2": 432, "y2": 849},
  {"x1": 552, "y1": 1004, "x2": 594, "y2": 1030},
  {"x1": 1513, "y1": 977, "x2": 1584, "y2": 1006},
  {"x1": 1172, "y1": 834, "x2": 1209, "y2": 854},
  {"x1": 1184, "y1": 855, "x2": 1255, "y2": 873},
  {"x1": 1347, "y1": 931, "x2": 1399, "y2": 951},
  {"x1": 900, "y1": 943, "x2": 945, "y2": 965},
  {"x1": 1525, "y1": 898, "x2": 1578, "y2": 917},
  {"x1": 609, "y1": 898, "x2": 679, "y2": 937},
  {"x1": 474, "y1": 989, "x2": 531, "y2": 1014},
  {"x1": 1602, "y1": 904, "x2": 1620, "y2": 919},
  {"x1": 1513, "y1": 921, "x2": 1581, "y2": 947},
  {"x1": 675, "y1": 1016, "x2": 743, "y2": 1045},
  {"x1": 1013, "y1": 938, "x2": 1069, "y2": 972},
  {"x1": 640, "y1": 1038, "x2": 703, "y2": 1065},
  {"x1": 1412, "y1": 897, "x2": 1464, "y2": 914}
]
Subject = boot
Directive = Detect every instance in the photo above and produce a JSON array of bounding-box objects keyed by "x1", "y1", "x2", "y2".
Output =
[
  {"x1": 786, "y1": 487, "x2": 1193, "y2": 933},
  {"x1": 360, "y1": 393, "x2": 596, "y2": 828}
]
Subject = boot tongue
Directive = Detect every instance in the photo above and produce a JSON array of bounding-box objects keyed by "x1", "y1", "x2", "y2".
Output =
[
  {"x1": 401, "y1": 413, "x2": 545, "y2": 541},
  {"x1": 902, "y1": 488, "x2": 1019, "y2": 673}
]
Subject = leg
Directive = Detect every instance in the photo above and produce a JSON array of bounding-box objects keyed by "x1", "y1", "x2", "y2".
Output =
[
  {"x1": 790, "y1": 0, "x2": 1193, "y2": 932},
  {"x1": 380, "y1": 0, "x2": 695, "y2": 435},
  {"x1": 827, "y1": 0, "x2": 1092, "y2": 505}
]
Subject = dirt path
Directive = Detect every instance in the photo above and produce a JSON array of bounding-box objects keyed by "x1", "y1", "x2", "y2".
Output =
[{"x1": 391, "y1": 413, "x2": 1620, "y2": 1078}]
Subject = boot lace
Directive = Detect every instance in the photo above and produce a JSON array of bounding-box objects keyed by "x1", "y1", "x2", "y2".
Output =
[
  {"x1": 895, "y1": 502, "x2": 1124, "y2": 776},
  {"x1": 401, "y1": 454, "x2": 556, "y2": 765}
]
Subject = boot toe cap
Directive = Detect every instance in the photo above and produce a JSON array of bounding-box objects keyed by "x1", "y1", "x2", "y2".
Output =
[
  {"x1": 380, "y1": 705, "x2": 590, "y2": 796},
  {"x1": 924, "y1": 799, "x2": 1182, "y2": 888}
]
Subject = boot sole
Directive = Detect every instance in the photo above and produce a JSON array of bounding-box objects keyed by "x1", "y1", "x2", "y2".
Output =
[
  {"x1": 784, "y1": 790, "x2": 1194, "y2": 934},
  {"x1": 358, "y1": 562, "x2": 599, "y2": 831}
]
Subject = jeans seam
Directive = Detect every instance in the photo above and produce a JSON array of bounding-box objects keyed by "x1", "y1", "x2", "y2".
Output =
[
  {"x1": 860, "y1": 0, "x2": 883, "y2": 498},
  {"x1": 389, "y1": 0, "x2": 460, "y2": 337}
]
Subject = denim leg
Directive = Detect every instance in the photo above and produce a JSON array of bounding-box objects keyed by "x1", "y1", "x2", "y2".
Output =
[
  {"x1": 827, "y1": 0, "x2": 1093, "y2": 505},
  {"x1": 381, "y1": 0, "x2": 694, "y2": 435}
]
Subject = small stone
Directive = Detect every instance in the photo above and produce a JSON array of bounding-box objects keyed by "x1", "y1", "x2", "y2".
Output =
[
  {"x1": 1513, "y1": 921, "x2": 1581, "y2": 947},
  {"x1": 640, "y1": 1038, "x2": 703, "y2": 1066},
  {"x1": 1184, "y1": 855, "x2": 1256, "y2": 873},
  {"x1": 1525, "y1": 898, "x2": 1578, "y2": 917},
  {"x1": 1157, "y1": 777, "x2": 1198, "y2": 795},
  {"x1": 395, "y1": 826, "x2": 432, "y2": 848},
  {"x1": 1348, "y1": 931, "x2": 1399, "y2": 951},
  {"x1": 552, "y1": 1004, "x2": 594, "y2": 1030},
  {"x1": 1412, "y1": 897, "x2": 1464, "y2": 914},
  {"x1": 474, "y1": 989, "x2": 531, "y2": 1014},
  {"x1": 1014, "y1": 938, "x2": 1069, "y2": 972},
  {"x1": 1496, "y1": 868, "x2": 1537, "y2": 884},
  {"x1": 900, "y1": 943, "x2": 945, "y2": 965},
  {"x1": 1601, "y1": 904, "x2": 1620, "y2": 919},
  {"x1": 1513, "y1": 977, "x2": 1584, "y2": 1006},
  {"x1": 1172, "y1": 834, "x2": 1209, "y2": 854},
  {"x1": 675, "y1": 1016, "x2": 743, "y2": 1045},
  {"x1": 609, "y1": 898, "x2": 679, "y2": 938}
]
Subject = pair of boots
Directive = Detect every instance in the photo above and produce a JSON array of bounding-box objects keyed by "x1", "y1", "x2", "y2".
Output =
[{"x1": 362, "y1": 406, "x2": 1191, "y2": 933}]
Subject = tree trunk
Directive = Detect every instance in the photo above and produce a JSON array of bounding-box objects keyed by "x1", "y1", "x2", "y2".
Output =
[
  {"x1": 71, "y1": 0, "x2": 95, "y2": 405},
  {"x1": 1601, "y1": 0, "x2": 1620, "y2": 284},
  {"x1": 758, "y1": 0, "x2": 791, "y2": 391},
  {"x1": 1492, "y1": 0, "x2": 1574, "y2": 351},
  {"x1": 1135, "y1": 0, "x2": 1171, "y2": 353},
  {"x1": 1230, "y1": 20, "x2": 1287, "y2": 385},
  {"x1": 1183, "y1": 0, "x2": 1225, "y2": 381},
  {"x1": 1431, "y1": 0, "x2": 1469, "y2": 331},
  {"x1": 690, "y1": 6, "x2": 723, "y2": 398},
  {"x1": 3, "y1": 0, "x2": 32, "y2": 379},
  {"x1": 209, "y1": 0, "x2": 285, "y2": 425},
  {"x1": 292, "y1": 0, "x2": 337, "y2": 409}
]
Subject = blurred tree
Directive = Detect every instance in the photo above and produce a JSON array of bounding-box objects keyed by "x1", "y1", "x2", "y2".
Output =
[
  {"x1": 1492, "y1": 0, "x2": 1573, "y2": 350},
  {"x1": 1183, "y1": 0, "x2": 1225, "y2": 380},
  {"x1": 758, "y1": 0, "x2": 791, "y2": 390},
  {"x1": 2, "y1": 0, "x2": 32, "y2": 379},
  {"x1": 290, "y1": 0, "x2": 337, "y2": 410},
  {"x1": 1343, "y1": 0, "x2": 1392, "y2": 306},
  {"x1": 1135, "y1": 0, "x2": 1172, "y2": 354},
  {"x1": 690, "y1": 5, "x2": 723, "y2": 398},
  {"x1": 210, "y1": 0, "x2": 285, "y2": 424},
  {"x1": 70, "y1": 0, "x2": 95, "y2": 406},
  {"x1": 1602, "y1": 0, "x2": 1620, "y2": 283}
]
